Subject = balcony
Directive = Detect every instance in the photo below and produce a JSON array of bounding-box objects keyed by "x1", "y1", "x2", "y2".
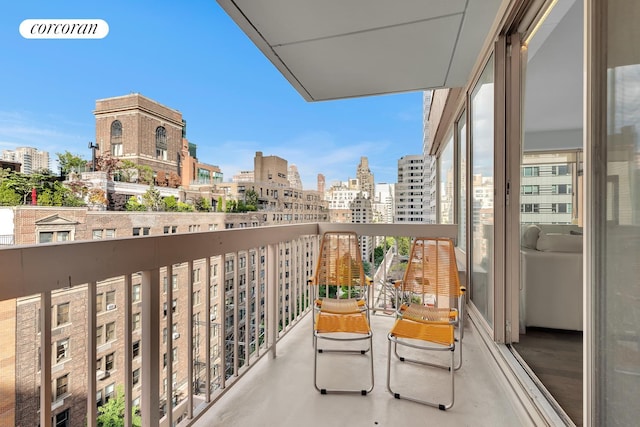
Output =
[{"x1": 0, "y1": 223, "x2": 536, "y2": 427}]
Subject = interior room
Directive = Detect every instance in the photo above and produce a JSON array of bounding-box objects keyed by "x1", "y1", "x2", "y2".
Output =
[{"x1": 512, "y1": 0, "x2": 584, "y2": 425}]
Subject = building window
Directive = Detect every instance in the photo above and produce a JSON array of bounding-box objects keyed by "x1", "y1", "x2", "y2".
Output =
[
  {"x1": 132, "y1": 340, "x2": 140, "y2": 359},
  {"x1": 105, "y1": 321, "x2": 116, "y2": 341},
  {"x1": 132, "y1": 284, "x2": 141, "y2": 302},
  {"x1": 55, "y1": 409, "x2": 69, "y2": 427},
  {"x1": 521, "y1": 203, "x2": 540, "y2": 213},
  {"x1": 132, "y1": 312, "x2": 141, "y2": 331},
  {"x1": 96, "y1": 325, "x2": 103, "y2": 345},
  {"x1": 552, "y1": 164, "x2": 570, "y2": 175},
  {"x1": 552, "y1": 184, "x2": 572, "y2": 194},
  {"x1": 93, "y1": 229, "x2": 116, "y2": 239},
  {"x1": 111, "y1": 120, "x2": 123, "y2": 157},
  {"x1": 55, "y1": 374, "x2": 69, "y2": 399},
  {"x1": 522, "y1": 185, "x2": 540, "y2": 195},
  {"x1": 104, "y1": 383, "x2": 115, "y2": 403},
  {"x1": 522, "y1": 166, "x2": 540, "y2": 177},
  {"x1": 105, "y1": 290, "x2": 116, "y2": 306},
  {"x1": 39, "y1": 230, "x2": 70, "y2": 243},
  {"x1": 56, "y1": 303, "x2": 70, "y2": 326},
  {"x1": 163, "y1": 225, "x2": 177, "y2": 234},
  {"x1": 96, "y1": 293, "x2": 103, "y2": 312},
  {"x1": 55, "y1": 338, "x2": 69, "y2": 363},
  {"x1": 551, "y1": 203, "x2": 572, "y2": 213},
  {"x1": 132, "y1": 368, "x2": 140, "y2": 386},
  {"x1": 105, "y1": 352, "x2": 115, "y2": 371},
  {"x1": 156, "y1": 126, "x2": 167, "y2": 160},
  {"x1": 132, "y1": 227, "x2": 150, "y2": 236}
]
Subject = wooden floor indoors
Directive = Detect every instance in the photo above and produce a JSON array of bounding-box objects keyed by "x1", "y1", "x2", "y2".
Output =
[{"x1": 512, "y1": 327, "x2": 583, "y2": 426}]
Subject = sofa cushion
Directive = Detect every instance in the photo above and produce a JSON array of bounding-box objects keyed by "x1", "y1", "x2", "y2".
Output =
[
  {"x1": 536, "y1": 232, "x2": 582, "y2": 253},
  {"x1": 522, "y1": 225, "x2": 541, "y2": 249}
]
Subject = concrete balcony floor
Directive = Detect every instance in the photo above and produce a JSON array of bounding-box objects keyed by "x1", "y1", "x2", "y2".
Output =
[{"x1": 192, "y1": 312, "x2": 528, "y2": 427}]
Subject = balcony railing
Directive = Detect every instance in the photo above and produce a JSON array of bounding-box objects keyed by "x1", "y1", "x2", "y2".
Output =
[{"x1": 0, "y1": 223, "x2": 458, "y2": 427}]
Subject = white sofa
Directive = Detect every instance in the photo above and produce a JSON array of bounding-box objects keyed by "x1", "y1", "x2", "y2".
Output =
[{"x1": 520, "y1": 224, "x2": 583, "y2": 331}]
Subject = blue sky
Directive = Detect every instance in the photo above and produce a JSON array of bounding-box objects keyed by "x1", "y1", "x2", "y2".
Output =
[{"x1": 0, "y1": 1, "x2": 424, "y2": 189}]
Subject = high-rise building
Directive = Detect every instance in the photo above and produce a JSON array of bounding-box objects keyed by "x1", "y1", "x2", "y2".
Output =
[
  {"x1": 356, "y1": 157, "x2": 374, "y2": 199},
  {"x1": 394, "y1": 155, "x2": 425, "y2": 223},
  {"x1": 373, "y1": 183, "x2": 395, "y2": 224},
  {"x1": 422, "y1": 91, "x2": 437, "y2": 223},
  {"x1": 287, "y1": 165, "x2": 303, "y2": 190},
  {"x1": 1, "y1": 147, "x2": 50, "y2": 174}
]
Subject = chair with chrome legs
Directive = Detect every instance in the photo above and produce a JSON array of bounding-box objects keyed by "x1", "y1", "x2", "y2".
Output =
[
  {"x1": 387, "y1": 307, "x2": 455, "y2": 409},
  {"x1": 392, "y1": 237, "x2": 465, "y2": 370},
  {"x1": 310, "y1": 231, "x2": 374, "y2": 395}
]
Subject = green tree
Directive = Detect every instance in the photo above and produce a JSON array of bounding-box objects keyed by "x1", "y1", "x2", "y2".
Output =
[
  {"x1": 194, "y1": 196, "x2": 211, "y2": 212},
  {"x1": 163, "y1": 195, "x2": 179, "y2": 212},
  {"x1": 97, "y1": 386, "x2": 141, "y2": 427},
  {"x1": 142, "y1": 186, "x2": 162, "y2": 211},
  {"x1": 177, "y1": 201, "x2": 195, "y2": 212},
  {"x1": 244, "y1": 189, "x2": 259, "y2": 210},
  {"x1": 374, "y1": 246, "x2": 385, "y2": 267},
  {"x1": 137, "y1": 165, "x2": 154, "y2": 185},
  {"x1": 217, "y1": 196, "x2": 223, "y2": 212},
  {"x1": 397, "y1": 236, "x2": 410, "y2": 256},
  {"x1": 56, "y1": 151, "x2": 87, "y2": 176},
  {"x1": 125, "y1": 196, "x2": 146, "y2": 211}
]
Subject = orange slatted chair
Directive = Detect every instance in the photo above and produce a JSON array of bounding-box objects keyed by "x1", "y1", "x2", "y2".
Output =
[
  {"x1": 392, "y1": 237, "x2": 466, "y2": 370},
  {"x1": 309, "y1": 231, "x2": 372, "y2": 318},
  {"x1": 310, "y1": 232, "x2": 374, "y2": 395},
  {"x1": 387, "y1": 305, "x2": 456, "y2": 409}
]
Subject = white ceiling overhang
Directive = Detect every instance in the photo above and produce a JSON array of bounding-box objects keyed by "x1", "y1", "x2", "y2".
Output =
[{"x1": 217, "y1": 0, "x2": 503, "y2": 101}]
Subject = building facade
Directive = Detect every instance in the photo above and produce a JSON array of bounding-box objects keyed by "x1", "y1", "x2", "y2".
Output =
[
  {"x1": 94, "y1": 93, "x2": 184, "y2": 180},
  {"x1": 1, "y1": 205, "x2": 317, "y2": 426},
  {"x1": 1, "y1": 147, "x2": 50, "y2": 174},
  {"x1": 394, "y1": 155, "x2": 425, "y2": 223}
]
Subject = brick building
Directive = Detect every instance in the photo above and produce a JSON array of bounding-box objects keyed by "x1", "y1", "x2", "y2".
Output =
[
  {"x1": 1, "y1": 206, "x2": 317, "y2": 426},
  {"x1": 94, "y1": 93, "x2": 184, "y2": 179}
]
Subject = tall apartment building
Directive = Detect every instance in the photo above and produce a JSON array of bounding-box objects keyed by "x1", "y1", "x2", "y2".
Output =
[
  {"x1": 356, "y1": 157, "x2": 374, "y2": 199},
  {"x1": 520, "y1": 157, "x2": 576, "y2": 224},
  {"x1": 1, "y1": 206, "x2": 317, "y2": 426},
  {"x1": 325, "y1": 182, "x2": 359, "y2": 223},
  {"x1": 350, "y1": 193, "x2": 374, "y2": 262},
  {"x1": 372, "y1": 183, "x2": 395, "y2": 224},
  {"x1": 422, "y1": 91, "x2": 437, "y2": 224},
  {"x1": 394, "y1": 155, "x2": 425, "y2": 223},
  {"x1": 1, "y1": 147, "x2": 50, "y2": 174}
]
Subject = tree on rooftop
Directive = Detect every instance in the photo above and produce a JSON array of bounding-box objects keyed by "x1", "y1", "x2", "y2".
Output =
[
  {"x1": 142, "y1": 186, "x2": 162, "y2": 211},
  {"x1": 56, "y1": 151, "x2": 87, "y2": 176}
]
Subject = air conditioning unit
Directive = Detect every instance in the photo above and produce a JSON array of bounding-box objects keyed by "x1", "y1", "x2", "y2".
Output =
[
  {"x1": 210, "y1": 314, "x2": 216, "y2": 322},
  {"x1": 106, "y1": 303, "x2": 117, "y2": 311},
  {"x1": 97, "y1": 370, "x2": 110, "y2": 380},
  {"x1": 172, "y1": 332, "x2": 180, "y2": 339}
]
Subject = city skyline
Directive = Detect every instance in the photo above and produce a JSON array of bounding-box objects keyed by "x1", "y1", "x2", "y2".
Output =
[{"x1": 0, "y1": 1, "x2": 424, "y2": 190}]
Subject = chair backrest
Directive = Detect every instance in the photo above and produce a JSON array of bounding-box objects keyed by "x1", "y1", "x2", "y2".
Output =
[
  {"x1": 313, "y1": 232, "x2": 366, "y2": 292},
  {"x1": 401, "y1": 238, "x2": 461, "y2": 305}
]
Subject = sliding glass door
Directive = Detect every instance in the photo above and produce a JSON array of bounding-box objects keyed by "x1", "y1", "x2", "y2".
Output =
[{"x1": 469, "y1": 55, "x2": 495, "y2": 328}]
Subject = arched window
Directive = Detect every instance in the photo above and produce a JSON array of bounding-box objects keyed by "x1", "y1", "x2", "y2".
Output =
[
  {"x1": 156, "y1": 126, "x2": 167, "y2": 160},
  {"x1": 111, "y1": 120, "x2": 123, "y2": 156}
]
